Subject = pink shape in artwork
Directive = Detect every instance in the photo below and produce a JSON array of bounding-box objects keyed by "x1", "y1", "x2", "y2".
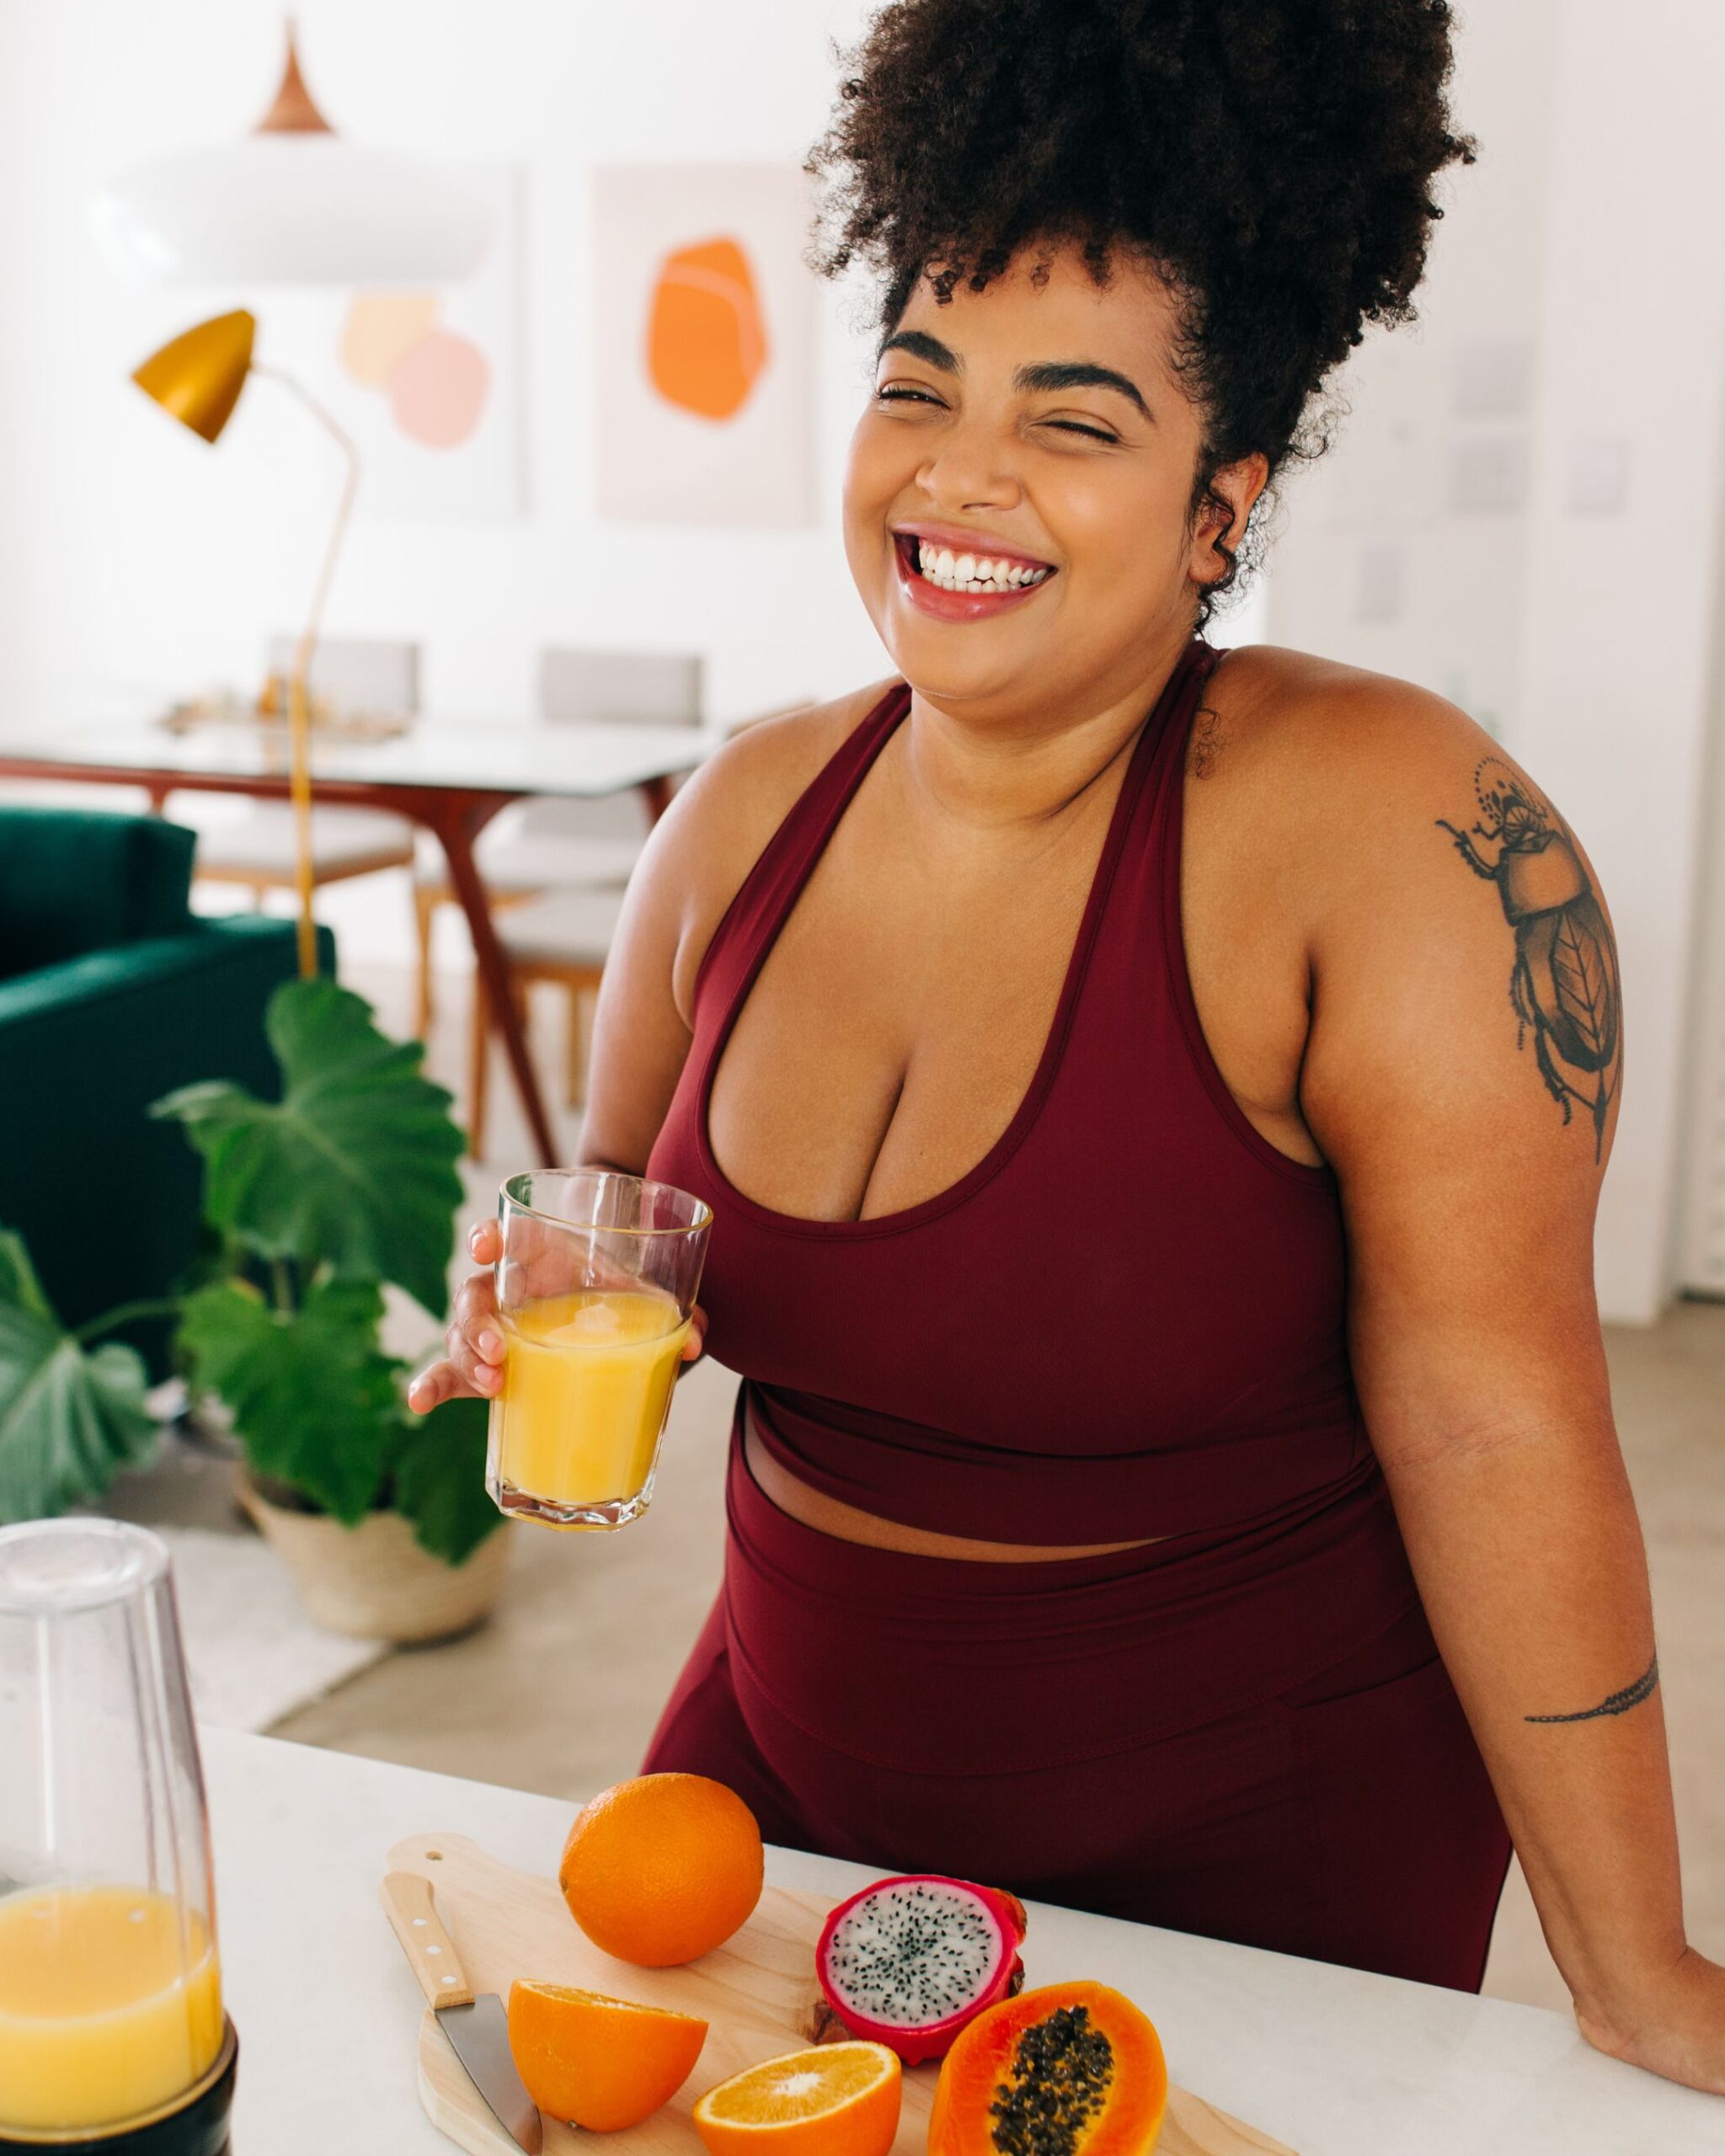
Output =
[{"x1": 386, "y1": 330, "x2": 490, "y2": 448}]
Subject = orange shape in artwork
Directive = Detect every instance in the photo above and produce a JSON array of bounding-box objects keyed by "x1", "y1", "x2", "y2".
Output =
[
  {"x1": 387, "y1": 329, "x2": 491, "y2": 448},
  {"x1": 647, "y1": 237, "x2": 768, "y2": 422}
]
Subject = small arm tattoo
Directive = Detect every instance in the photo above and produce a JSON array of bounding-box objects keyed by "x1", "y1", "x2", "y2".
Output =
[
  {"x1": 1437, "y1": 758, "x2": 1621, "y2": 1161},
  {"x1": 1525, "y1": 1653, "x2": 1658, "y2": 1724}
]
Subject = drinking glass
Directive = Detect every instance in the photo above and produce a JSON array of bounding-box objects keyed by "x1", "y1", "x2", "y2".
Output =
[
  {"x1": 484, "y1": 1168, "x2": 713, "y2": 1531},
  {"x1": 0, "y1": 1520, "x2": 237, "y2": 2154}
]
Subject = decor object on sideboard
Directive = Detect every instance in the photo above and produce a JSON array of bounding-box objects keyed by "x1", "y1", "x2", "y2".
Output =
[{"x1": 0, "y1": 979, "x2": 506, "y2": 1644}]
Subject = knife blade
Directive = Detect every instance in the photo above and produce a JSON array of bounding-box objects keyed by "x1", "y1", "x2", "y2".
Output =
[{"x1": 382, "y1": 1869, "x2": 543, "y2": 2154}]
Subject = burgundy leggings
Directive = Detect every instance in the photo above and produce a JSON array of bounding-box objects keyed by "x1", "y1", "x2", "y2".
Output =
[{"x1": 644, "y1": 1428, "x2": 1511, "y2": 1992}]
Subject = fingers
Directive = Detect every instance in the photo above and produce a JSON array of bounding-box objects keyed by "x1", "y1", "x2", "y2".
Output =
[
  {"x1": 680, "y1": 1306, "x2": 708, "y2": 1366},
  {"x1": 467, "y1": 1219, "x2": 503, "y2": 1266},
  {"x1": 407, "y1": 1358, "x2": 473, "y2": 1414}
]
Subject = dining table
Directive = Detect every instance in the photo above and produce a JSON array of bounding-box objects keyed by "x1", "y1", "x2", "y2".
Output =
[
  {"x1": 205, "y1": 1726, "x2": 1722, "y2": 2155},
  {"x1": 0, "y1": 710, "x2": 738, "y2": 1163}
]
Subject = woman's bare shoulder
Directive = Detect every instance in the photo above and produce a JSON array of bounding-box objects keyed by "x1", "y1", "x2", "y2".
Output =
[
  {"x1": 1194, "y1": 639, "x2": 1582, "y2": 950},
  {"x1": 629, "y1": 678, "x2": 902, "y2": 1016},
  {"x1": 662, "y1": 678, "x2": 898, "y2": 885},
  {"x1": 1198, "y1": 642, "x2": 1488, "y2": 796}
]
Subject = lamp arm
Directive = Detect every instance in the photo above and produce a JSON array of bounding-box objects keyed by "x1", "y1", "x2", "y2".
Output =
[{"x1": 250, "y1": 362, "x2": 361, "y2": 979}]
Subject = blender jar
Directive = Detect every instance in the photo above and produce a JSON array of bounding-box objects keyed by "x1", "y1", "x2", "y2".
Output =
[{"x1": 0, "y1": 1521, "x2": 237, "y2": 2153}]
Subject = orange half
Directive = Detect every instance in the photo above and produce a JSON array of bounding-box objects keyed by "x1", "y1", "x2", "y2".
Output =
[
  {"x1": 693, "y1": 2041, "x2": 901, "y2": 2156},
  {"x1": 506, "y1": 1980, "x2": 708, "y2": 2131}
]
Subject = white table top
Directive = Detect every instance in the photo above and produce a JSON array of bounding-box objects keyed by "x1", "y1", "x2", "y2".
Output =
[
  {"x1": 204, "y1": 1728, "x2": 1722, "y2": 2156},
  {"x1": 0, "y1": 715, "x2": 731, "y2": 798}
]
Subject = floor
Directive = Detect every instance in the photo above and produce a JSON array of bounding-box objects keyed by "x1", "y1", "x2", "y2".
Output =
[{"x1": 248, "y1": 956, "x2": 1725, "y2": 2018}]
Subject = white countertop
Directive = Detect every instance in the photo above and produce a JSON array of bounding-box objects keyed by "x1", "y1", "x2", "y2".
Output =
[{"x1": 204, "y1": 1727, "x2": 1723, "y2": 2156}]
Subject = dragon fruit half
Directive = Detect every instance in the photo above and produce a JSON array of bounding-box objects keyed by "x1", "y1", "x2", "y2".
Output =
[{"x1": 814, "y1": 1874, "x2": 1028, "y2": 2065}]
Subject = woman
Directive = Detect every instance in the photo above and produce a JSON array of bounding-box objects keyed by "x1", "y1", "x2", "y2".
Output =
[{"x1": 412, "y1": 0, "x2": 1724, "y2": 2092}]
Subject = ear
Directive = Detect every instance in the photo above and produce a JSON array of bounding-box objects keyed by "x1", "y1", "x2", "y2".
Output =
[{"x1": 1189, "y1": 451, "x2": 1269, "y2": 586}]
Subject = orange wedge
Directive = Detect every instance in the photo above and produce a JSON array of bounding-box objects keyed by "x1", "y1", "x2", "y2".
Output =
[
  {"x1": 692, "y1": 2041, "x2": 901, "y2": 2156},
  {"x1": 506, "y1": 1980, "x2": 708, "y2": 2131}
]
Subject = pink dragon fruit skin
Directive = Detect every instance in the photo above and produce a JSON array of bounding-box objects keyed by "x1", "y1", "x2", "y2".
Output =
[{"x1": 815, "y1": 1874, "x2": 1028, "y2": 2066}]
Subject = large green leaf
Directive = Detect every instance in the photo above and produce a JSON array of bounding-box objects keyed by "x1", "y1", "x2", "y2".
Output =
[
  {"x1": 387, "y1": 1396, "x2": 501, "y2": 1566},
  {"x1": 153, "y1": 979, "x2": 464, "y2": 1319},
  {"x1": 0, "y1": 1231, "x2": 157, "y2": 1523},
  {"x1": 178, "y1": 1278, "x2": 400, "y2": 1524}
]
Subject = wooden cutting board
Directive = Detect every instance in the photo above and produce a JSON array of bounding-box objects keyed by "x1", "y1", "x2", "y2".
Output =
[{"x1": 387, "y1": 1833, "x2": 1295, "y2": 2156}]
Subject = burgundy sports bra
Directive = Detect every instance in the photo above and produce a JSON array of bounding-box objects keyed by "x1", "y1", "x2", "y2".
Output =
[{"x1": 649, "y1": 637, "x2": 1370, "y2": 1545}]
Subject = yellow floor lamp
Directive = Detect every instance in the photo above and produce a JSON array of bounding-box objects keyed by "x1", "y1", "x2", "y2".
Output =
[{"x1": 131, "y1": 311, "x2": 355, "y2": 979}]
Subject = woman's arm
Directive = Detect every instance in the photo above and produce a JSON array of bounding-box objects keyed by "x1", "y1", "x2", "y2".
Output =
[{"x1": 1295, "y1": 686, "x2": 1722, "y2": 2093}]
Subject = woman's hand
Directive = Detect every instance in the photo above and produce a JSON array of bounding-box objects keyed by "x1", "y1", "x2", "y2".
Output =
[
  {"x1": 1576, "y1": 1946, "x2": 1725, "y2": 2096},
  {"x1": 406, "y1": 1219, "x2": 707, "y2": 1413}
]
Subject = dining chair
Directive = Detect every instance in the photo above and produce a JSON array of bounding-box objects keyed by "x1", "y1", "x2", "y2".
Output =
[
  {"x1": 186, "y1": 636, "x2": 419, "y2": 907},
  {"x1": 414, "y1": 647, "x2": 703, "y2": 1034},
  {"x1": 465, "y1": 886, "x2": 628, "y2": 1161}
]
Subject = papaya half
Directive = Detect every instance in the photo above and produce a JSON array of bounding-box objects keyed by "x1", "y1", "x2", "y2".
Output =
[{"x1": 928, "y1": 1980, "x2": 1167, "y2": 2156}]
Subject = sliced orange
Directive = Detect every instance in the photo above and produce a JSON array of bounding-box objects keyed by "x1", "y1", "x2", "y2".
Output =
[
  {"x1": 505, "y1": 1980, "x2": 708, "y2": 2132},
  {"x1": 692, "y1": 2041, "x2": 901, "y2": 2156}
]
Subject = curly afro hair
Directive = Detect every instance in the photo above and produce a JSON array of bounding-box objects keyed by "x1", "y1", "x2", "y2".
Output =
[{"x1": 807, "y1": 0, "x2": 1477, "y2": 627}]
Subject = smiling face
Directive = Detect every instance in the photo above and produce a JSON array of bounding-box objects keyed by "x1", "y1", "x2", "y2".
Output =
[{"x1": 843, "y1": 243, "x2": 1267, "y2": 728}]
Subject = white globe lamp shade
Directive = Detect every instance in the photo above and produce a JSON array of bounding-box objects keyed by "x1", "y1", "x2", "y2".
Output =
[
  {"x1": 92, "y1": 137, "x2": 493, "y2": 286},
  {"x1": 88, "y1": 24, "x2": 494, "y2": 288}
]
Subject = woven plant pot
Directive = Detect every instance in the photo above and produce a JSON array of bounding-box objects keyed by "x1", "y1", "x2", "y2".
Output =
[{"x1": 238, "y1": 1473, "x2": 511, "y2": 1645}]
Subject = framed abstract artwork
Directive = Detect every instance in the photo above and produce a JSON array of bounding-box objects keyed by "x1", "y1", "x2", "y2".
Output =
[
  {"x1": 268, "y1": 163, "x2": 525, "y2": 521},
  {"x1": 592, "y1": 164, "x2": 816, "y2": 527}
]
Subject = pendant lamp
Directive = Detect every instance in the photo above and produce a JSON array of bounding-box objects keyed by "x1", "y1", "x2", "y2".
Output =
[{"x1": 90, "y1": 21, "x2": 492, "y2": 286}]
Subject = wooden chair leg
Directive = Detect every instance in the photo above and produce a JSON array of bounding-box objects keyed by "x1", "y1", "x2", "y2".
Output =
[
  {"x1": 565, "y1": 969, "x2": 603, "y2": 1108},
  {"x1": 413, "y1": 886, "x2": 440, "y2": 1037},
  {"x1": 469, "y1": 969, "x2": 532, "y2": 1160},
  {"x1": 467, "y1": 973, "x2": 490, "y2": 1162},
  {"x1": 566, "y1": 982, "x2": 585, "y2": 1107}
]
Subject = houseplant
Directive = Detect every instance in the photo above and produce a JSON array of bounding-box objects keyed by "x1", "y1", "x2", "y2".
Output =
[{"x1": 0, "y1": 977, "x2": 506, "y2": 1641}]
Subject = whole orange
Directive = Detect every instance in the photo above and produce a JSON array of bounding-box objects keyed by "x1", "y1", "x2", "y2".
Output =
[
  {"x1": 559, "y1": 1773, "x2": 764, "y2": 1967},
  {"x1": 506, "y1": 1981, "x2": 708, "y2": 2131}
]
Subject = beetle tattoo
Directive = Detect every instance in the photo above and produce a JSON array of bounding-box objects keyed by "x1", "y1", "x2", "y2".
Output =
[{"x1": 1438, "y1": 759, "x2": 1621, "y2": 1161}]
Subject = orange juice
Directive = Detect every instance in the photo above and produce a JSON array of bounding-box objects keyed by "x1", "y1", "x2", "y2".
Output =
[
  {"x1": 489, "y1": 1289, "x2": 691, "y2": 1519},
  {"x1": 0, "y1": 1884, "x2": 223, "y2": 2132}
]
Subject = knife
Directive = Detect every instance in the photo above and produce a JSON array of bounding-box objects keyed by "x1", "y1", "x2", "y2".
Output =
[{"x1": 382, "y1": 1869, "x2": 544, "y2": 2155}]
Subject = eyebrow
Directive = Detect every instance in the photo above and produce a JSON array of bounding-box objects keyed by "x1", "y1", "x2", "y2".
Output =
[{"x1": 877, "y1": 331, "x2": 1153, "y2": 423}]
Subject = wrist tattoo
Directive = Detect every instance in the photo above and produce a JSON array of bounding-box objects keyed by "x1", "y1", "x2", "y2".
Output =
[
  {"x1": 1525, "y1": 1652, "x2": 1658, "y2": 1724},
  {"x1": 1437, "y1": 758, "x2": 1621, "y2": 1161}
]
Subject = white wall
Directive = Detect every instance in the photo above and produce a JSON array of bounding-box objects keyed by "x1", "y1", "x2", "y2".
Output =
[{"x1": 1265, "y1": 0, "x2": 1725, "y2": 1323}]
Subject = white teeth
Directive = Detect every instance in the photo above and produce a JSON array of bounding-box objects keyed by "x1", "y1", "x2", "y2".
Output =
[{"x1": 910, "y1": 537, "x2": 1050, "y2": 594}]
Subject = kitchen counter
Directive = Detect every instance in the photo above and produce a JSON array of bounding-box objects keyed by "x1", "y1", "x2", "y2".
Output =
[{"x1": 204, "y1": 1727, "x2": 1722, "y2": 2155}]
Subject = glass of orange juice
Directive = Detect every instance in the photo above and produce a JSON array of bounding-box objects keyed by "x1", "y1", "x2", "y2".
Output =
[
  {"x1": 0, "y1": 1520, "x2": 237, "y2": 2153},
  {"x1": 484, "y1": 1168, "x2": 713, "y2": 1531}
]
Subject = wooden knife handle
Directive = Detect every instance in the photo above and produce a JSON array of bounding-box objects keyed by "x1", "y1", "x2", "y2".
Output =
[{"x1": 381, "y1": 1870, "x2": 477, "y2": 2009}]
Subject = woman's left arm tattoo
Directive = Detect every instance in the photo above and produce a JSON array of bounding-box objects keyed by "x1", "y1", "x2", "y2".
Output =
[
  {"x1": 1525, "y1": 1652, "x2": 1659, "y2": 1724},
  {"x1": 1436, "y1": 758, "x2": 1622, "y2": 1161}
]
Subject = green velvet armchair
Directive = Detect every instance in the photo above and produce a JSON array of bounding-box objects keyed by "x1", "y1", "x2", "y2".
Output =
[{"x1": 0, "y1": 804, "x2": 334, "y2": 1374}]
